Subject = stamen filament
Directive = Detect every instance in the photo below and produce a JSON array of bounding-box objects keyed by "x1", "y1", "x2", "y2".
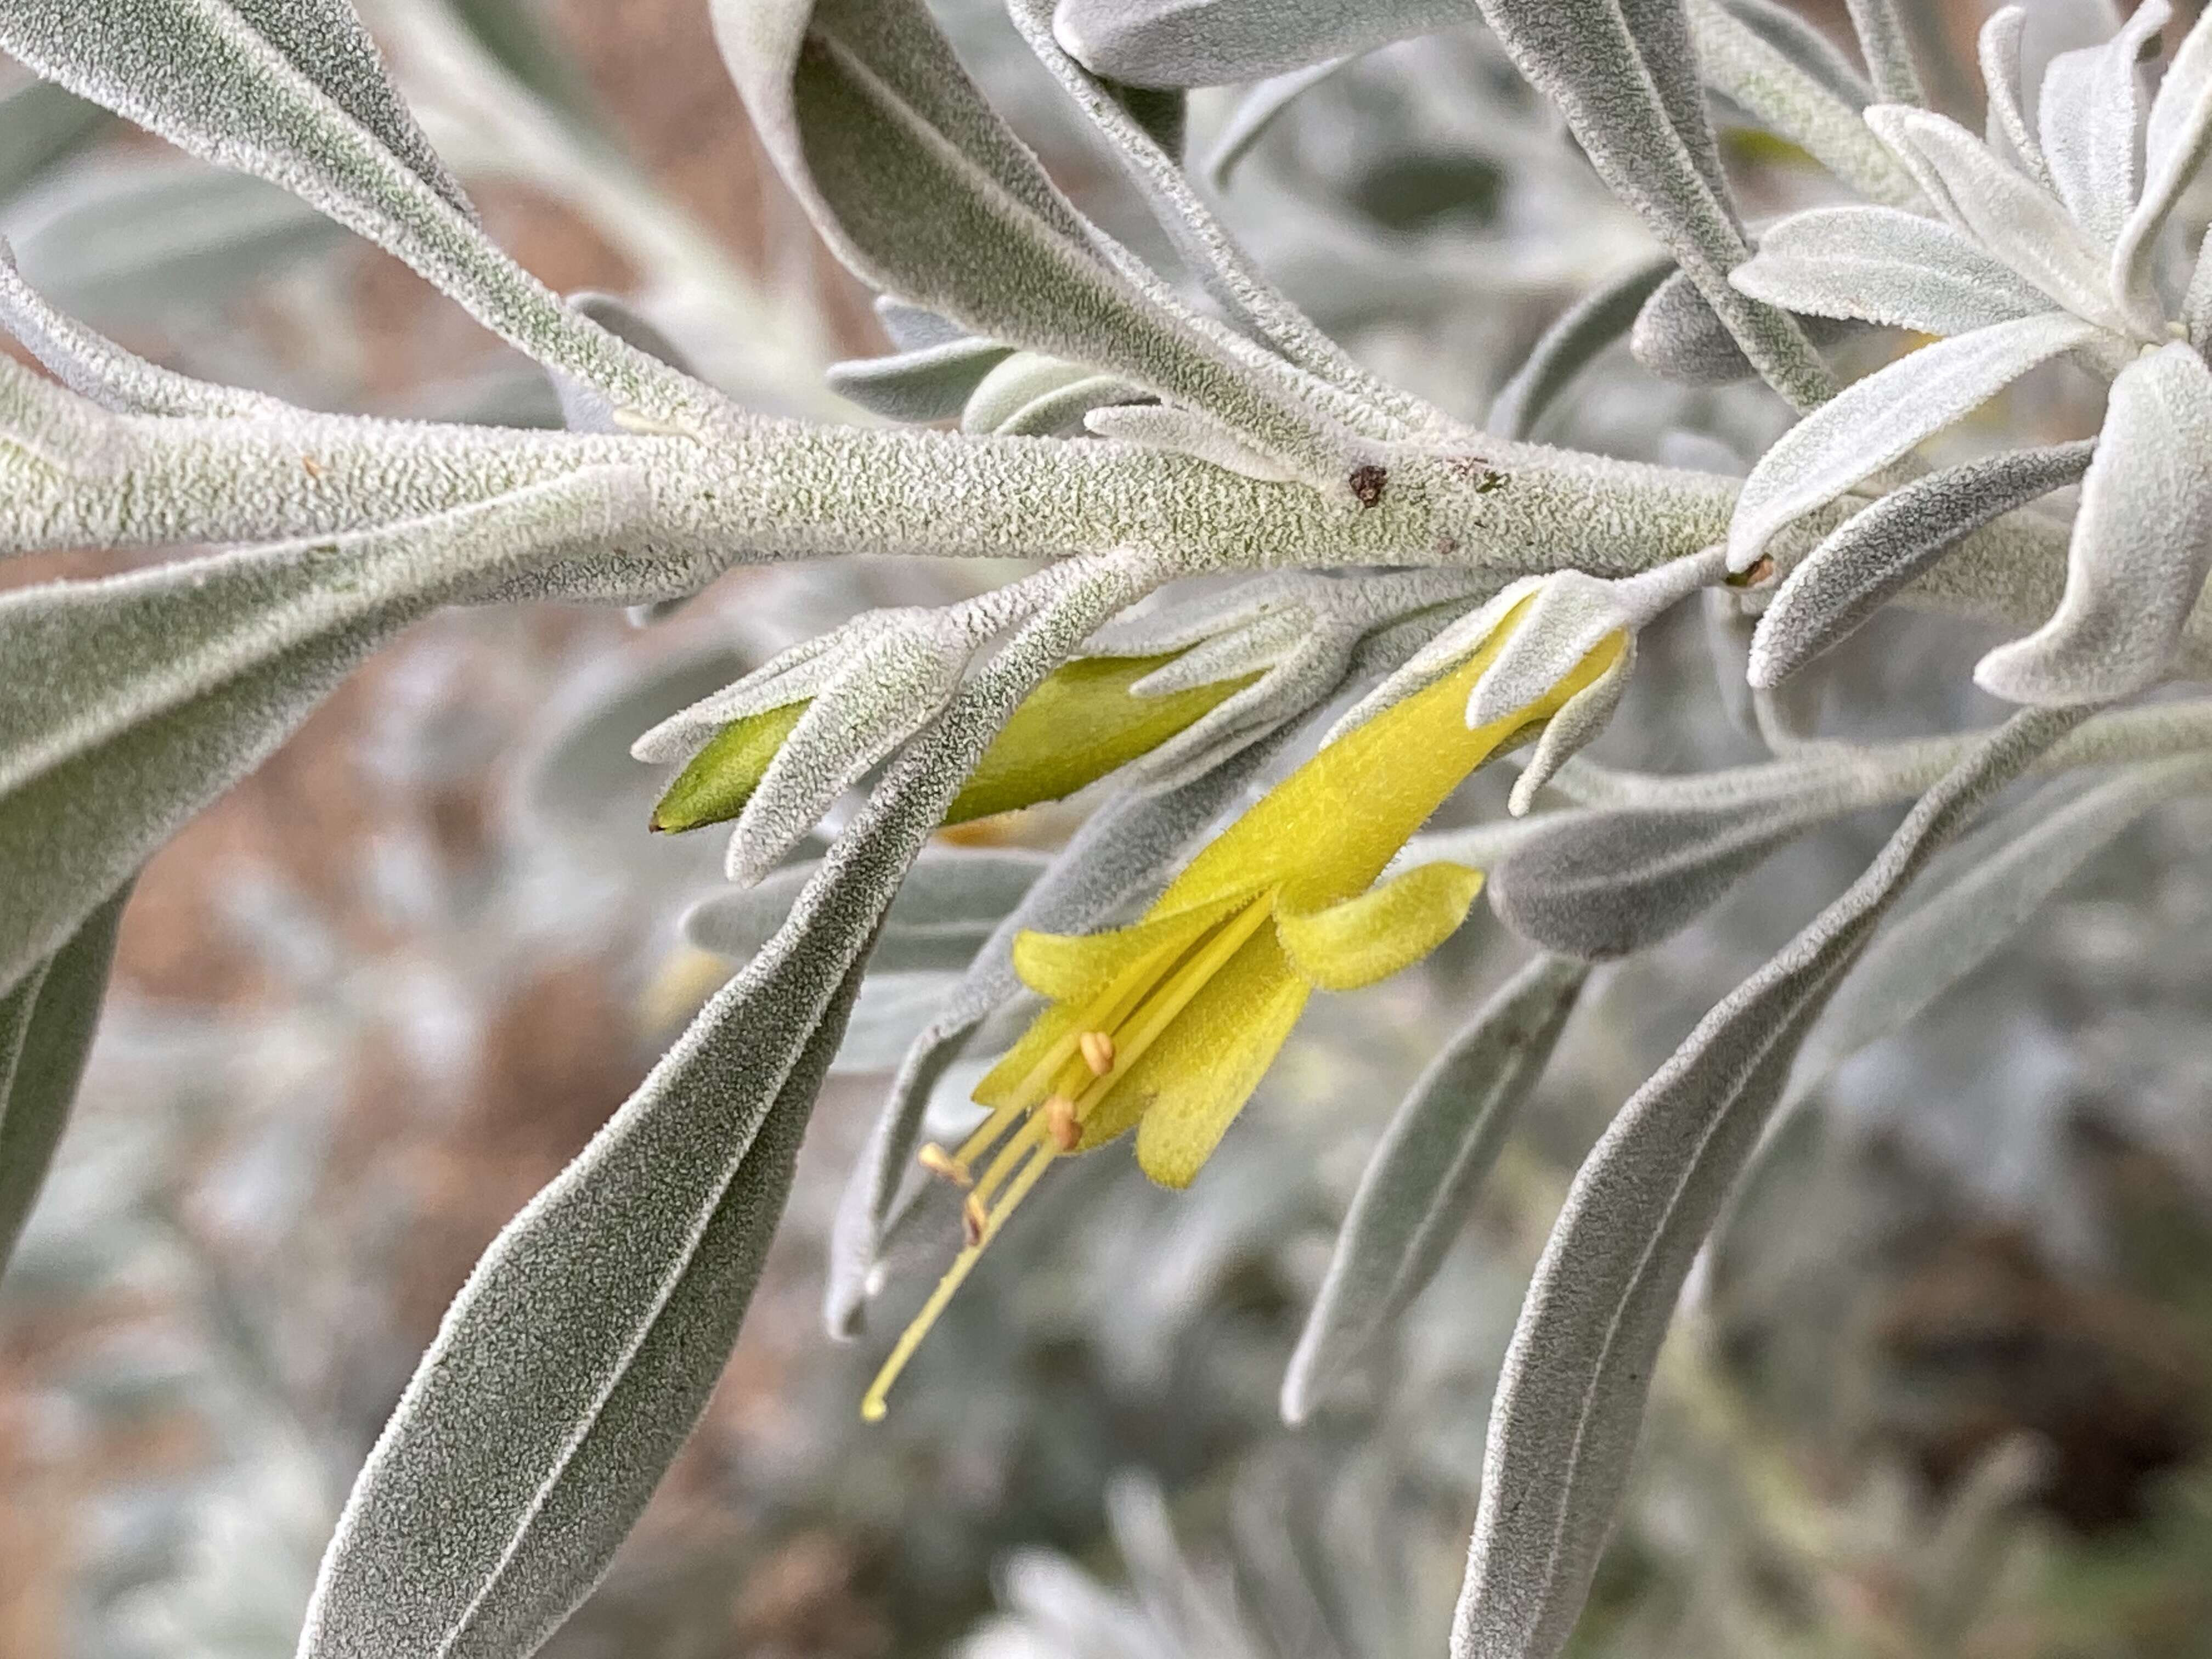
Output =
[
  {"x1": 1073, "y1": 895, "x2": 1274, "y2": 1116},
  {"x1": 862, "y1": 1142, "x2": 1059, "y2": 1421},
  {"x1": 949, "y1": 1096, "x2": 1029, "y2": 1173}
]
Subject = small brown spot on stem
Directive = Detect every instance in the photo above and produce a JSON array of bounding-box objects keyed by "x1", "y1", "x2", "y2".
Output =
[
  {"x1": 1349, "y1": 464, "x2": 1387, "y2": 508},
  {"x1": 301, "y1": 454, "x2": 323, "y2": 479},
  {"x1": 1728, "y1": 554, "x2": 1776, "y2": 589}
]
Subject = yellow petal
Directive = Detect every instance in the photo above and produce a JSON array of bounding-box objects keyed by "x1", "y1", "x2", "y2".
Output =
[
  {"x1": 1009, "y1": 897, "x2": 1239, "y2": 1002},
  {"x1": 1155, "y1": 604, "x2": 1616, "y2": 914},
  {"x1": 1275, "y1": 862, "x2": 1485, "y2": 991},
  {"x1": 1125, "y1": 928, "x2": 1312, "y2": 1187},
  {"x1": 945, "y1": 654, "x2": 1259, "y2": 825},
  {"x1": 650, "y1": 701, "x2": 808, "y2": 833}
]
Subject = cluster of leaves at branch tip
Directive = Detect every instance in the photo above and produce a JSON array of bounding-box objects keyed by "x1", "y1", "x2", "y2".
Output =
[{"x1": 650, "y1": 651, "x2": 1258, "y2": 834}]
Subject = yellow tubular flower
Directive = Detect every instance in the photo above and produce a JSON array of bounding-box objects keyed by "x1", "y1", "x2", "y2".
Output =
[{"x1": 861, "y1": 601, "x2": 1627, "y2": 1420}]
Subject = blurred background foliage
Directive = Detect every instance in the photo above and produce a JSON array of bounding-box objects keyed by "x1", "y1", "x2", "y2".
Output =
[{"x1": 7, "y1": 0, "x2": 2212, "y2": 1654}]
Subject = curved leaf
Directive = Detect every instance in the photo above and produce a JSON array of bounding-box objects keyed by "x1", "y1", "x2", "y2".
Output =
[
  {"x1": 1749, "y1": 439, "x2": 2094, "y2": 685},
  {"x1": 1282, "y1": 955, "x2": 1587, "y2": 1422},
  {"x1": 0, "y1": 467, "x2": 650, "y2": 994},
  {"x1": 0, "y1": 881, "x2": 131, "y2": 1279},
  {"x1": 301, "y1": 551, "x2": 1155, "y2": 1657},
  {"x1": 1452, "y1": 706, "x2": 2084, "y2": 1659}
]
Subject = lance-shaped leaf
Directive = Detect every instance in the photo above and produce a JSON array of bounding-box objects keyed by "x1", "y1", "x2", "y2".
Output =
[
  {"x1": 1979, "y1": 7, "x2": 2052, "y2": 187},
  {"x1": 0, "y1": 0, "x2": 702, "y2": 419},
  {"x1": 1728, "y1": 205, "x2": 2056, "y2": 337},
  {"x1": 1008, "y1": 0, "x2": 1430, "y2": 430},
  {"x1": 1788, "y1": 754, "x2": 2212, "y2": 1104},
  {"x1": 1049, "y1": 0, "x2": 1478, "y2": 87},
  {"x1": 300, "y1": 551, "x2": 1153, "y2": 1659},
  {"x1": 826, "y1": 335, "x2": 1015, "y2": 422},
  {"x1": 1488, "y1": 257, "x2": 1672, "y2": 441},
  {"x1": 713, "y1": 0, "x2": 1374, "y2": 489},
  {"x1": 0, "y1": 75, "x2": 112, "y2": 205},
  {"x1": 1452, "y1": 706, "x2": 2084, "y2": 1659},
  {"x1": 0, "y1": 882, "x2": 131, "y2": 1280},
  {"x1": 9, "y1": 160, "x2": 342, "y2": 329},
  {"x1": 2035, "y1": 0, "x2": 2164, "y2": 250},
  {"x1": 0, "y1": 237, "x2": 291, "y2": 417},
  {"x1": 1863, "y1": 105, "x2": 2143, "y2": 336},
  {"x1": 1713, "y1": 0, "x2": 1873, "y2": 110},
  {"x1": 1486, "y1": 747, "x2": 1937, "y2": 960},
  {"x1": 2118, "y1": 4, "x2": 2212, "y2": 325},
  {"x1": 1842, "y1": 0, "x2": 1926, "y2": 105},
  {"x1": 1204, "y1": 57, "x2": 1352, "y2": 187},
  {"x1": 0, "y1": 467, "x2": 648, "y2": 995},
  {"x1": 1749, "y1": 440, "x2": 2094, "y2": 685},
  {"x1": 1726, "y1": 310, "x2": 2103, "y2": 571},
  {"x1": 1282, "y1": 955, "x2": 1587, "y2": 1423},
  {"x1": 822, "y1": 733, "x2": 1288, "y2": 1336},
  {"x1": 686, "y1": 848, "x2": 1051, "y2": 975},
  {"x1": 1688, "y1": 0, "x2": 1922, "y2": 206},
  {"x1": 1977, "y1": 343, "x2": 2212, "y2": 704},
  {"x1": 1475, "y1": 0, "x2": 1835, "y2": 410}
]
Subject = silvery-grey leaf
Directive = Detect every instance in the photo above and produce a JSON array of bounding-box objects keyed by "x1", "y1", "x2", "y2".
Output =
[
  {"x1": 55, "y1": 0, "x2": 471, "y2": 212},
  {"x1": 301, "y1": 548, "x2": 1150, "y2": 1659},
  {"x1": 1749, "y1": 440, "x2": 2094, "y2": 686},
  {"x1": 1728, "y1": 205, "x2": 2055, "y2": 336},
  {"x1": 961, "y1": 349, "x2": 1104, "y2": 435},
  {"x1": 1725, "y1": 309, "x2": 2103, "y2": 571},
  {"x1": 1863, "y1": 105, "x2": 2138, "y2": 334},
  {"x1": 724, "y1": 613, "x2": 976, "y2": 885},
  {"x1": 447, "y1": 0, "x2": 608, "y2": 137},
  {"x1": 1977, "y1": 342, "x2": 2212, "y2": 703},
  {"x1": 714, "y1": 0, "x2": 1374, "y2": 489},
  {"x1": 514, "y1": 642, "x2": 751, "y2": 849},
  {"x1": 1488, "y1": 256, "x2": 1672, "y2": 441},
  {"x1": 0, "y1": 881, "x2": 129, "y2": 1279},
  {"x1": 0, "y1": 0, "x2": 702, "y2": 420},
  {"x1": 826, "y1": 336, "x2": 1016, "y2": 422},
  {"x1": 1979, "y1": 7, "x2": 2052, "y2": 188},
  {"x1": 1466, "y1": 552, "x2": 1720, "y2": 729},
  {"x1": 1486, "y1": 787, "x2": 1875, "y2": 959},
  {"x1": 1509, "y1": 638, "x2": 1635, "y2": 814},
  {"x1": 1453, "y1": 706, "x2": 2084, "y2": 1659},
  {"x1": 0, "y1": 75, "x2": 111, "y2": 205},
  {"x1": 2118, "y1": 7, "x2": 2212, "y2": 328},
  {"x1": 8, "y1": 161, "x2": 342, "y2": 328},
  {"x1": 822, "y1": 732, "x2": 1283, "y2": 1336},
  {"x1": 1203, "y1": 57, "x2": 1352, "y2": 187},
  {"x1": 1476, "y1": 0, "x2": 1837, "y2": 410},
  {"x1": 873, "y1": 296, "x2": 964, "y2": 349},
  {"x1": 1713, "y1": 0, "x2": 1873, "y2": 109},
  {"x1": 1787, "y1": 754, "x2": 2212, "y2": 1104},
  {"x1": 1690, "y1": 0, "x2": 1922, "y2": 206},
  {"x1": 998, "y1": 373, "x2": 1149, "y2": 438},
  {"x1": 2035, "y1": 0, "x2": 2163, "y2": 250},
  {"x1": 1009, "y1": 0, "x2": 1425, "y2": 427},
  {"x1": 1049, "y1": 0, "x2": 1477, "y2": 87},
  {"x1": 1632, "y1": 268, "x2": 1857, "y2": 388},
  {"x1": 687, "y1": 847, "x2": 1050, "y2": 973},
  {"x1": 0, "y1": 467, "x2": 648, "y2": 995},
  {"x1": 1108, "y1": 1472, "x2": 1269, "y2": 1659},
  {"x1": 1842, "y1": 0, "x2": 1927, "y2": 104},
  {"x1": 833, "y1": 972, "x2": 962, "y2": 1075},
  {"x1": 0, "y1": 237, "x2": 291, "y2": 417},
  {"x1": 548, "y1": 290, "x2": 695, "y2": 434},
  {"x1": 1282, "y1": 955, "x2": 1587, "y2": 1424},
  {"x1": 1086, "y1": 403, "x2": 1298, "y2": 480}
]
